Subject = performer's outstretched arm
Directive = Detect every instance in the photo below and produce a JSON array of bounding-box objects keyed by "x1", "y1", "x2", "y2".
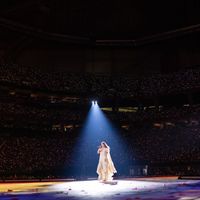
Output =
[{"x1": 97, "y1": 147, "x2": 102, "y2": 154}]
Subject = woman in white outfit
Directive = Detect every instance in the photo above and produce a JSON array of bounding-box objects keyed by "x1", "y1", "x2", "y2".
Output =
[{"x1": 96, "y1": 141, "x2": 117, "y2": 182}]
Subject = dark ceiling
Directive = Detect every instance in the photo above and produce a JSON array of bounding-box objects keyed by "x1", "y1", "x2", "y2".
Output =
[{"x1": 0, "y1": 0, "x2": 200, "y2": 40}]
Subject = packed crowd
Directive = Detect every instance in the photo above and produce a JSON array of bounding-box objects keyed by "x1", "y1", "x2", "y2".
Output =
[
  {"x1": 108, "y1": 105, "x2": 199, "y2": 123},
  {"x1": 0, "y1": 102, "x2": 84, "y2": 121},
  {"x1": 126, "y1": 125, "x2": 200, "y2": 163},
  {"x1": 0, "y1": 119, "x2": 200, "y2": 179},
  {"x1": 1, "y1": 64, "x2": 200, "y2": 97},
  {"x1": 0, "y1": 135, "x2": 73, "y2": 178},
  {"x1": 0, "y1": 100, "x2": 200, "y2": 131},
  {"x1": 1, "y1": 64, "x2": 200, "y2": 179}
]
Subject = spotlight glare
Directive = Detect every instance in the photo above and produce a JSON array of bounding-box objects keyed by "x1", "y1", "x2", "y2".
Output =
[{"x1": 91, "y1": 100, "x2": 97, "y2": 105}]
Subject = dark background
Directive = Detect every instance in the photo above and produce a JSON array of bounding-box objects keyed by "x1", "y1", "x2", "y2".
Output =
[{"x1": 0, "y1": 0, "x2": 200, "y2": 75}]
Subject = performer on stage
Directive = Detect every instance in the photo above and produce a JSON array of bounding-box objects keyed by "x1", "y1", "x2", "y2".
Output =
[{"x1": 96, "y1": 141, "x2": 117, "y2": 182}]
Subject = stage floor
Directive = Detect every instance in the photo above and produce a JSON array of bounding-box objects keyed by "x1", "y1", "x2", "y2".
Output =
[{"x1": 0, "y1": 177, "x2": 200, "y2": 200}]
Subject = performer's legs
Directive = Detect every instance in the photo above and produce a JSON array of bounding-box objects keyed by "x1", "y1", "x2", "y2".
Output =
[{"x1": 102, "y1": 162, "x2": 110, "y2": 181}]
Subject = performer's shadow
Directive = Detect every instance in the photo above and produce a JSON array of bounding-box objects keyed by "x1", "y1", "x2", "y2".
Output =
[{"x1": 103, "y1": 181, "x2": 118, "y2": 185}]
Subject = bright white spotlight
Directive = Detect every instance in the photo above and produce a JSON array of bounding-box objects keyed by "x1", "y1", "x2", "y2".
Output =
[{"x1": 92, "y1": 100, "x2": 97, "y2": 105}]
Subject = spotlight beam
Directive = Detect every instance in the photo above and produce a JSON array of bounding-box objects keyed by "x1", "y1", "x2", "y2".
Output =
[{"x1": 71, "y1": 102, "x2": 129, "y2": 178}]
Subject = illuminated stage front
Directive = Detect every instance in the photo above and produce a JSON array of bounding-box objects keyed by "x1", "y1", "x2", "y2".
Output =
[{"x1": 0, "y1": 177, "x2": 200, "y2": 200}]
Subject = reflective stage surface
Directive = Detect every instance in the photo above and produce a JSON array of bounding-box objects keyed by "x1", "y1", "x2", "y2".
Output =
[{"x1": 0, "y1": 177, "x2": 200, "y2": 200}]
